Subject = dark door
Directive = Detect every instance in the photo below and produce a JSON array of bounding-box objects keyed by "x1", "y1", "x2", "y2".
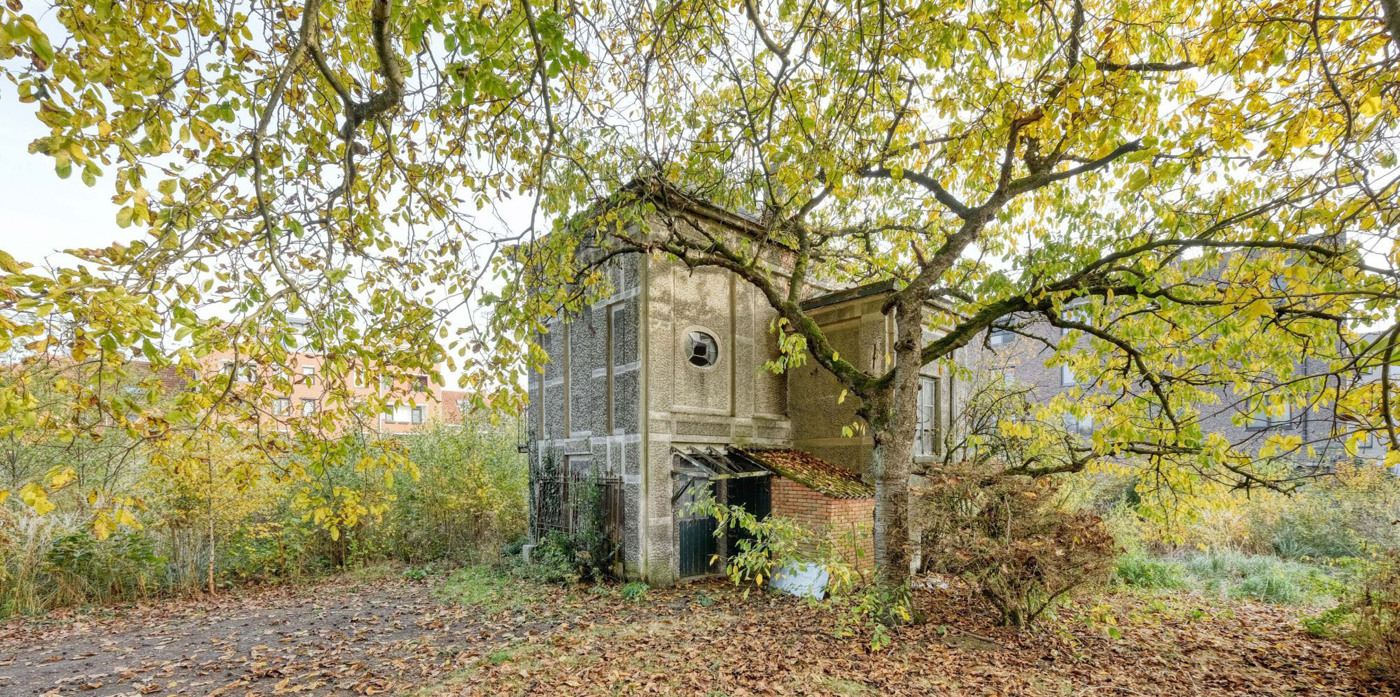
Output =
[
  {"x1": 726, "y1": 475, "x2": 771, "y2": 555},
  {"x1": 676, "y1": 477, "x2": 719, "y2": 578}
]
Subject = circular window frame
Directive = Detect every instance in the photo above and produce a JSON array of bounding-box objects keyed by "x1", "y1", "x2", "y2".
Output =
[{"x1": 683, "y1": 327, "x2": 721, "y2": 370}]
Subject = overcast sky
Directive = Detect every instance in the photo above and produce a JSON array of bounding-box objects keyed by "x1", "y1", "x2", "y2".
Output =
[{"x1": 0, "y1": 95, "x2": 140, "y2": 267}]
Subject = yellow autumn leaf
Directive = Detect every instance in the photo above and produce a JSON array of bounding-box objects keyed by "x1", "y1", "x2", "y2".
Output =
[
  {"x1": 116, "y1": 507, "x2": 140, "y2": 528},
  {"x1": 48, "y1": 467, "x2": 77, "y2": 489},
  {"x1": 1241, "y1": 298, "x2": 1274, "y2": 322},
  {"x1": 1361, "y1": 95, "x2": 1384, "y2": 118},
  {"x1": 19, "y1": 482, "x2": 55, "y2": 515},
  {"x1": 93, "y1": 517, "x2": 111, "y2": 541}
]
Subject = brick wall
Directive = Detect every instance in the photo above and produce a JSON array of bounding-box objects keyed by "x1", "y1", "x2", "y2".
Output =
[{"x1": 770, "y1": 477, "x2": 874, "y2": 568}]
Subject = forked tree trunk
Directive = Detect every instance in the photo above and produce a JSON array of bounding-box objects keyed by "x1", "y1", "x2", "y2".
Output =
[{"x1": 869, "y1": 298, "x2": 925, "y2": 589}]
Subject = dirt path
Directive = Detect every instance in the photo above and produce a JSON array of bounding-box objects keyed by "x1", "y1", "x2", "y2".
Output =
[{"x1": 0, "y1": 574, "x2": 520, "y2": 696}]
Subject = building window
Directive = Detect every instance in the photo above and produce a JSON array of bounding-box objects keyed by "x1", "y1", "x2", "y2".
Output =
[
  {"x1": 988, "y1": 329, "x2": 1015, "y2": 347},
  {"x1": 273, "y1": 397, "x2": 290, "y2": 416},
  {"x1": 300, "y1": 398, "x2": 318, "y2": 417},
  {"x1": 1063, "y1": 412, "x2": 1094, "y2": 436},
  {"x1": 383, "y1": 404, "x2": 424, "y2": 424},
  {"x1": 914, "y1": 375, "x2": 940, "y2": 457},
  {"x1": 1060, "y1": 363, "x2": 1076, "y2": 386},
  {"x1": 302, "y1": 366, "x2": 316, "y2": 387},
  {"x1": 219, "y1": 360, "x2": 235, "y2": 381},
  {"x1": 1245, "y1": 404, "x2": 1291, "y2": 430},
  {"x1": 685, "y1": 330, "x2": 719, "y2": 368}
]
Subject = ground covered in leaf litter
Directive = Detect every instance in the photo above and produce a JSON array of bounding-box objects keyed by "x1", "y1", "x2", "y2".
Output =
[{"x1": 0, "y1": 566, "x2": 1387, "y2": 697}]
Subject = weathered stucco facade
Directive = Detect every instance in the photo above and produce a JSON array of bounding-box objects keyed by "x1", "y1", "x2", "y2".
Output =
[{"x1": 528, "y1": 199, "x2": 960, "y2": 585}]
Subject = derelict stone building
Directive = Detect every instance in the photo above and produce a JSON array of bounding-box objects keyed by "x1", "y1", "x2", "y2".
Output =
[{"x1": 526, "y1": 182, "x2": 961, "y2": 586}]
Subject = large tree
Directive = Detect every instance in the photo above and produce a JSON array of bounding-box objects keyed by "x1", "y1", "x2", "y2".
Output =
[
  {"x1": 0, "y1": 0, "x2": 586, "y2": 530},
  {"x1": 500, "y1": 0, "x2": 1383, "y2": 588},
  {"x1": 2, "y1": 0, "x2": 1397, "y2": 591}
]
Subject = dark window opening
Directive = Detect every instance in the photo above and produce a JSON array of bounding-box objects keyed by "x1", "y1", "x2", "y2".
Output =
[{"x1": 686, "y1": 330, "x2": 719, "y2": 368}]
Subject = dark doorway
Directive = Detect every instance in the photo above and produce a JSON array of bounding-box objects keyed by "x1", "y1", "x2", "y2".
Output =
[
  {"x1": 673, "y1": 449, "x2": 774, "y2": 579},
  {"x1": 675, "y1": 477, "x2": 718, "y2": 578},
  {"x1": 725, "y1": 475, "x2": 771, "y2": 555}
]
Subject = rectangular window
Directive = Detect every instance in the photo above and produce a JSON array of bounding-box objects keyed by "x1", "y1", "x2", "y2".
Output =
[
  {"x1": 1061, "y1": 363, "x2": 1076, "y2": 386},
  {"x1": 300, "y1": 398, "x2": 317, "y2": 417},
  {"x1": 220, "y1": 360, "x2": 235, "y2": 381},
  {"x1": 302, "y1": 366, "x2": 316, "y2": 387},
  {"x1": 988, "y1": 329, "x2": 1014, "y2": 346},
  {"x1": 1063, "y1": 412, "x2": 1094, "y2": 436},
  {"x1": 1245, "y1": 404, "x2": 1291, "y2": 430},
  {"x1": 383, "y1": 404, "x2": 421, "y2": 424},
  {"x1": 273, "y1": 397, "x2": 290, "y2": 416},
  {"x1": 914, "y1": 375, "x2": 940, "y2": 458}
]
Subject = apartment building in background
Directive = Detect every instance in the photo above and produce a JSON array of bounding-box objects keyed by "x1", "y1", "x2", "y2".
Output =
[{"x1": 203, "y1": 349, "x2": 469, "y2": 435}]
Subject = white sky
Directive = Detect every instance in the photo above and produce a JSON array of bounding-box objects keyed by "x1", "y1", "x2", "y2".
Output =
[{"x1": 0, "y1": 95, "x2": 140, "y2": 267}]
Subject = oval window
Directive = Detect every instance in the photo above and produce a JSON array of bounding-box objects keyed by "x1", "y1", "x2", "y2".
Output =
[{"x1": 686, "y1": 331, "x2": 719, "y2": 368}]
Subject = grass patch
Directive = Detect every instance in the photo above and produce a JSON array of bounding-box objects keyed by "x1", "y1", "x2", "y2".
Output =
[
  {"x1": 1115, "y1": 553, "x2": 1187, "y2": 590},
  {"x1": 1114, "y1": 550, "x2": 1347, "y2": 605},
  {"x1": 436, "y1": 564, "x2": 548, "y2": 614}
]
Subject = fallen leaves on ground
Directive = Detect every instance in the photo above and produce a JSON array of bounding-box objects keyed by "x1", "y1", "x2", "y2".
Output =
[
  {"x1": 455, "y1": 581, "x2": 1385, "y2": 696},
  {"x1": 0, "y1": 569, "x2": 1386, "y2": 696}
]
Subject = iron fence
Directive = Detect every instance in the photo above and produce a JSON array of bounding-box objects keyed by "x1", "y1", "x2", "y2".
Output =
[{"x1": 532, "y1": 473, "x2": 624, "y2": 564}]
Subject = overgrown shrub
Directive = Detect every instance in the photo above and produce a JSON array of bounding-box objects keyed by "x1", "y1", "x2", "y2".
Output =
[
  {"x1": 386, "y1": 421, "x2": 528, "y2": 564},
  {"x1": 0, "y1": 418, "x2": 529, "y2": 617},
  {"x1": 686, "y1": 496, "x2": 908, "y2": 649},
  {"x1": 1104, "y1": 461, "x2": 1400, "y2": 562},
  {"x1": 514, "y1": 531, "x2": 581, "y2": 584},
  {"x1": 572, "y1": 471, "x2": 619, "y2": 581},
  {"x1": 1354, "y1": 552, "x2": 1400, "y2": 688},
  {"x1": 686, "y1": 497, "x2": 815, "y2": 594},
  {"x1": 919, "y1": 470, "x2": 1117, "y2": 627},
  {"x1": 44, "y1": 530, "x2": 164, "y2": 603}
]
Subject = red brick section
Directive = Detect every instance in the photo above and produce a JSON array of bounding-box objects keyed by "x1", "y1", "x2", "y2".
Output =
[{"x1": 770, "y1": 476, "x2": 874, "y2": 568}]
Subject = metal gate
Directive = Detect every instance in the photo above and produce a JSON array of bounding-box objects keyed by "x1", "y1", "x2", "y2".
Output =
[{"x1": 532, "y1": 473, "x2": 624, "y2": 572}]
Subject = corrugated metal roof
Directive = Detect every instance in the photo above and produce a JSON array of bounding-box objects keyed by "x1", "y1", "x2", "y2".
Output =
[{"x1": 732, "y1": 447, "x2": 874, "y2": 499}]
